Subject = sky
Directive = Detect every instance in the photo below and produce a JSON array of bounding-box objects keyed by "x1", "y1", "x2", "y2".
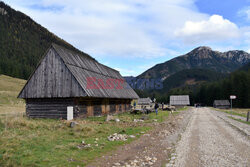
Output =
[{"x1": 4, "y1": 0, "x2": 250, "y2": 76}]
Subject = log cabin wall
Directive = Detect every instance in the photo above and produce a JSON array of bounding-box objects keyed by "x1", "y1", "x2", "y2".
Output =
[
  {"x1": 26, "y1": 98, "x2": 75, "y2": 119},
  {"x1": 26, "y1": 98, "x2": 132, "y2": 119}
]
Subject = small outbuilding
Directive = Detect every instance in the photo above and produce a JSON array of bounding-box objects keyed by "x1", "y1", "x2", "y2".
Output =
[
  {"x1": 18, "y1": 43, "x2": 139, "y2": 119},
  {"x1": 213, "y1": 100, "x2": 230, "y2": 109},
  {"x1": 170, "y1": 95, "x2": 190, "y2": 107},
  {"x1": 137, "y1": 97, "x2": 153, "y2": 109}
]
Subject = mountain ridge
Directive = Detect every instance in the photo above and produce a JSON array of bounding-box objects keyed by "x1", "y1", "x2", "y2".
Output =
[
  {"x1": 0, "y1": 1, "x2": 93, "y2": 79},
  {"x1": 138, "y1": 46, "x2": 250, "y2": 80}
]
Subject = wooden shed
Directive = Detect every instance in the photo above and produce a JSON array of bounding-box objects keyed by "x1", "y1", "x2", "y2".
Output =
[
  {"x1": 170, "y1": 95, "x2": 190, "y2": 106},
  {"x1": 213, "y1": 100, "x2": 230, "y2": 109},
  {"x1": 18, "y1": 43, "x2": 139, "y2": 119},
  {"x1": 137, "y1": 97, "x2": 153, "y2": 109}
]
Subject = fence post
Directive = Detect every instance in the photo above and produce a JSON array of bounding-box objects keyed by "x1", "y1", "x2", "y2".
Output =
[{"x1": 247, "y1": 112, "x2": 249, "y2": 122}]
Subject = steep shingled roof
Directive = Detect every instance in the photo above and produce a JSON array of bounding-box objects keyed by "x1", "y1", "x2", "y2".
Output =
[
  {"x1": 18, "y1": 43, "x2": 139, "y2": 99},
  {"x1": 170, "y1": 95, "x2": 190, "y2": 106}
]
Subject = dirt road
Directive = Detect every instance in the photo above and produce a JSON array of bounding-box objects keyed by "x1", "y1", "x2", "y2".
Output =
[
  {"x1": 88, "y1": 109, "x2": 193, "y2": 167},
  {"x1": 88, "y1": 108, "x2": 249, "y2": 167},
  {"x1": 169, "y1": 107, "x2": 250, "y2": 167}
]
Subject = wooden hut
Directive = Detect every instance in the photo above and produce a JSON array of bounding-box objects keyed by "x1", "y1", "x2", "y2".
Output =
[
  {"x1": 137, "y1": 97, "x2": 153, "y2": 109},
  {"x1": 213, "y1": 100, "x2": 230, "y2": 109},
  {"x1": 170, "y1": 95, "x2": 190, "y2": 107},
  {"x1": 18, "y1": 43, "x2": 139, "y2": 119}
]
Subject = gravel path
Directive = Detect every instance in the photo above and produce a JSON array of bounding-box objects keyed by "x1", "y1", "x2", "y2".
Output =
[
  {"x1": 169, "y1": 107, "x2": 250, "y2": 167},
  {"x1": 212, "y1": 109, "x2": 250, "y2": 136},
  {"x1": 87, "y1": 109, "x2": 193, "y2": 167}
]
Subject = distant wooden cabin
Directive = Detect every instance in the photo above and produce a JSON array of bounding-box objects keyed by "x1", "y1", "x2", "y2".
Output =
[
  {"x1": 213, "y1": 100, "x2": 230, "y2": 109},
  {"x1": 170, "y1": 95, "x2": 190, "y2": 107},
  {"x1": 137, "y1": 97, "x2": 153, "y2": 109},
  {"x1": 18, "y1": 44, "x2": 139, "y2": 119}
]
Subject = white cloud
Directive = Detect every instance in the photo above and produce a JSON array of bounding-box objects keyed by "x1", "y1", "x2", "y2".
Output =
[
  {"x1": 238, "y1": 6, "x2": 250, "y2": 21},
  {"x1": 175, "y1": 15, "x2": 240, "y2": 43},
  {"x1": 5, "y1": 0, "x2": 207, "y2": 59},
  {"x1": 247, "y1": 49, "x2": 250, "y2": 53}
]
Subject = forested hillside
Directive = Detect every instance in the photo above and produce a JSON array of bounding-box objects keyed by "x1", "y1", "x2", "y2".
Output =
[
  {"x1": 143, "y1": 64, "x2": 250, "y2": 108},
  {"x1": 195, "y1": 65, "x2": 250, "y2": 108},
  {"x1": 161, "y1": 69, "x2": 226, "y2": 93},
  {"x1": 0, "y1": 2, "x2": 90, "y2": 79}
]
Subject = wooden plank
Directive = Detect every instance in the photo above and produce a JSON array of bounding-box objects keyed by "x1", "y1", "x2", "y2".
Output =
[
  {"x1": 87, "y1": 101, "x2": 93, "y2": 116},
  {"x1": 18, "y1": 48, "x2": 86, "y2": 98},
  {"x1": 105, "y1": 99, "x2": 110, "y2": 114}
]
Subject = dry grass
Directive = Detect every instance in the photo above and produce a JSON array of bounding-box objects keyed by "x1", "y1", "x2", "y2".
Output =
[
  {"x1": 0, "y1": 75, "x2": 26, "y2": 91},
  {"x1": 0, "y1": 75, "x2": 25, "y2": 110}
]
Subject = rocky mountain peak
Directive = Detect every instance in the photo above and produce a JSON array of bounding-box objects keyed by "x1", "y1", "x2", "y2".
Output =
[
  {"x1": 196, "y1": 46, "x2": 212, "y2": 51},
  {"x1": 184, "y1": 46, "x2": 215, "y2": 59}
]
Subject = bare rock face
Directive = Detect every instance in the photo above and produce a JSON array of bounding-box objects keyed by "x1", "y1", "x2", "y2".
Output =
[{"x1": 0, "y1": 7, "x2": 7, "y2": 15}]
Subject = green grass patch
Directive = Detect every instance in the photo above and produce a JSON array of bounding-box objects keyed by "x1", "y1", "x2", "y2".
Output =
[
  {"x1": 0, "y1": 109, "x2": 175, "y2": 166},
  {"x1": 215, "y1": 108, "x2": 248, "y2": 118},
  {"x1": 228, "y1": 116, "x2": 250, "y2": 125},
  {"x1": 0, "y1": 113, "x2": 153, "y2": 166}
]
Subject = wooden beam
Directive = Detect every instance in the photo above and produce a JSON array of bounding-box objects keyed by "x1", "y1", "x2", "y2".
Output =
[
  {"x1": 101, "y1": 99, "x2": 106, "y2": 115},
  {"x1": 116, "y1": 100, "x2": 119, "y2": 114},
  {"x1": 87, "y1": 101, "x2": 93, "y2": 116},
  {"x1": 106, "y1": 99, "x2": 110, "y2": 114}
]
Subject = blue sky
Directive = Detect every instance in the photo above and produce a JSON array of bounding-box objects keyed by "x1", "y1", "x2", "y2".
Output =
[{"x1": 4, "y1": 0, "x2": 250, "y2": 76}]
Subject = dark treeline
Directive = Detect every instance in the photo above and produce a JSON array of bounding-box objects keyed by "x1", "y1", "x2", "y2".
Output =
[
  {"x1": 0, "y1": 2, "x2": 87, "y2": 79},
  {"x1": 195, "y1": 69, "x2": 250, "y2": 108},
  {"x1": 136, "y1": 65, "x2": 250, "y2": 108}
]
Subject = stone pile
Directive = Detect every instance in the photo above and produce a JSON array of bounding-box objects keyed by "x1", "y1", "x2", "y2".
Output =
[
  {"x1": 106, "y1": 115, "x2": 120, "y2": 122},
  {"x1": 166, "y1": 152, "x2": 177, "y2": 166},
  {"x1": 108, "y1": 133, "x2": 128, "y2": 141},
  {"x1": 77, "y1": 140, "x2": 91, "y2": 149},
  {"x1": 133, "y1": 119, "x2": 144, "y2": 122}
]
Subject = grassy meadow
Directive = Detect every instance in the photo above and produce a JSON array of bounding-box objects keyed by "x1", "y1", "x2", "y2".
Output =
[
  {"x1": 0, "y1": 75, "x2": 26, "y2": 117},
  {"x1": 0, "y1": 75, "x2": 175, "y2": 166}
]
